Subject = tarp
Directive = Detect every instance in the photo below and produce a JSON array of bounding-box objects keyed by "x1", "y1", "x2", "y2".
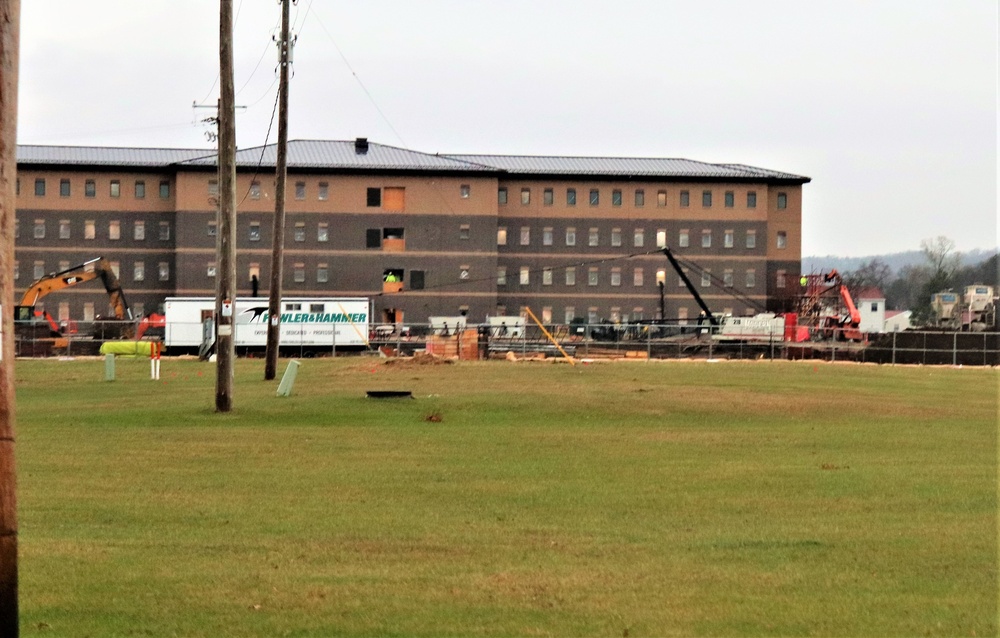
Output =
[{"x1": 99, "y1": 341, "x2": 156, "y2": 358}]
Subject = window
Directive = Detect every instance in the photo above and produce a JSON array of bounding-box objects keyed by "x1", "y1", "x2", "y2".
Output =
[
  {"x1": 588, "y1": 228, "x2": 599, "y2": 247},
  {"x1": 208, "y1": 180, "x2": 219, "y2": 197},
  {"x1": 318, "y1": 182, "x2": 329, "y2": 201},
  {"x1": 158, "y1": 262, "x2": 170, "y2": 281},
  {"x1": 134, "y1": 261, "x2": 145, "y2": 282},
  {"x1": 497, "y1": 227, "x2": 507, "y2": 246},
  {"x1": 656, "y1": 230, "x2": 667, "y2": 248},
  {"x1": 565, "y1": 227, "x2": 576, "y2": 246},
  {"x1": 34, "y1": 178, "x2": 45, "y2": 196},
  {"x1": 455, "y1": 223, "x2": 470, "y2": 241},
  {"x1": 159, "y1": 181, "x2": 170, "y2": 199},
  {"x1": 777, "y1": 270, "x2": 787, "y2": 288},
  {"x1": 497, "y1": 266, "x2": 507, "y2": 286},
  {"x1": 460, "y1": 184, "x2": 470, "y2": 199},
  {"x1": 366, "y1": 228, "x2": 381, "y2": 249},
  {"x1": 701, "y1": 271, "x2": 711, "y2": 288},
  {"x1": 701, "y1": 230, "x2": 712, "y2": 248},
  {"x1": 247, "y1": 181, "x2": 260, "y2": 200},
  {"x1": 589, "y1": 189, "x2": 599, "y2": 206},
  {"x1": 33, "y1": 261, "x2": 45, "y2": 279},
  {"x1": 317, "y1": 223, "x2": 328, "y2": 242},
  {"x1": 108, "y1": 221, "x2": 120, "y2": 240},
  {"x1": 542, "y1": 227, "x2": 553, "y2": 246},
  {"x1": 250, "y1": 223, "x2": 261, "y2": 241},
  {"x1": 293, "y1": 263, "x2": 305, "y2": 283},
  {"x1": 249, "y1": 264, "x2": 261, "y2": 284},
  {"x1": 59, "y1": 179, "x2": 70, "y2": 197},
  {"x1": 317, "y1": 264, "x2": 329, "y2": 283},
  {"x1": 366, "y1": 187, "x2": 381, "y2": 207},
  {"x1": 634, "y1": 268, "x2": 644, "y2": 286},
  {"x1": 295, "y1": 181, "x2": 306, "y2": 200},
  {"x1": 588, "y1": 308, "x2": 599, "y2": 324},
  {"x1": 612, "y1": 189, "x2": 622, "y2": 207},
  {"x1": 294, "y1": 222, "x2": 306, "y2": 242},
  {"x1": 565, "y1": 267, "x2": 576, "y2": 286},
  {"x1": 159, "y1": 221, "x2": 170, "y2": 241},
  {"x1": 746, "y1": 230, "x2": 756, "y2": 248},
  {"x1": 110, "y1": 180, "x2": 120, "y2": 198},
  {"x1": 85, "y1": 180, "x2": 96, "y2": 198},
  {"x1": 208, "y1": 221, "x2": 217, "y2": 237},
  {"x1": 566, "y1": 188, "x2": 576, "y2": 206},
  {"x1": 634, "y1": 228, "x2": 644, "y2": 247},
  {"x1": 498, "y1": 187, "x2": 508, "y2": 205},
  {"x1": 746, "y1": 269, "x2": 756, "y2": 288},
  {"x1": 206, "y1": 263, "x2": 217, "y2": 278},
  {"x1": 134, "y1": 221, "x2": 145, "y2": 241},
  {"x1": 723, "y1": 270, "x2": 734, "y2": 288},
  {"x1": 520, "y1": 188, "x2": 530, "y2": 205},
  {"x1": 135, "y1": 181, "x2": 145, "y2": 199},
  {"x1": 565, "y1": 307, "x2": 575, "y2": 324},
  {"x1": 871, "y1": 302, "x2": 879, "y2": 313},
  {"x1": 747, "y1": 191, "x2": 757, "y2": 208},
  {"x1": 520, "y1": 226, "x2": 530, "y2": 246},
  {"x1": 83, "y1": 302, "x2": 94, "y2": 322},
  {"x1": 634, "y1": 190, "x2": 644, "y2": 207},
  {"x1": 657, "y1": 190, "x2": 667, "y2": 207},
  {"x1": 702, "y1": 190, "x2": 712, "y2": 207},
  {"x1": 610, "y1": 268, "x2": 621, "y2": 287},
  {"x1": 543, "y1": 188, "x2": 553, "y2": 206},
  {"x1": 777, "y1": 192, "x2": 788, "y2": 209},
  {"x1": 541, "y1": 307, "x2": 552, "y2": 324},
  {"x1": 85, "y1": 220, "x2": 95, "y2": 240},
  {"x1": 519, "y1": 266, "x2": 530, "y2": 285},
  {"x1": 724, "y1": 191, "x2": 734, "y2": 208},
  {"x1": 410, "y1": 270, "x2": 425, "y2": 290},
  {"x1": 611, "y1": 228, "x2": 622, "y2": 247},
  {"x1": 59, "y1": 260, "x2": 69, "y2": 272},
  {"x1": 679, "y1": 190, "x2": 689, "y2": 207},
  {"x1": 678, "y1": 229, "x2": 689, "y2": 248},
  {"x1": 777, "y1": 231, "x2": 787, "y2": 249},
  {"x1": 724, "y1": 230, "x2": 734, "y2": 248},
  {"x1": 588, "y1": 267, "x2": 598, "y2": 286},
  {"x1": 59, "y1": 220, "x2": 71, "y2": 240},
  {"x1": 542, "y1": 267, "x2": 553, "y2": 286}
]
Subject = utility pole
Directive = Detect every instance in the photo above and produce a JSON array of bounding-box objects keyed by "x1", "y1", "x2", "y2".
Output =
[
  {"x1": 265, "y1": 0, "x2": 293, "y2": 380},
  {"x1": 0, "y1": 1, "x2": 19, "y2": 634},
  {"x1": 216, "y1": 0, "x2": 237, "y2": 412}
]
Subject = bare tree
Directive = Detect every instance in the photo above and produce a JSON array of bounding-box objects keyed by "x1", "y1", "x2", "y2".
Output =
[
  {"x1": 844, "y1": 258, "x2": 893, "y2": 299},
  {"x1": 920, "y1": 236, "x2": 962, "y2": 281}
]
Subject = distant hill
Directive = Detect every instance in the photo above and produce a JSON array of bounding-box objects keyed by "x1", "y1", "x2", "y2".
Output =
[{"x1": 803, "y1": 248, "x2": 998, "y2": 275}]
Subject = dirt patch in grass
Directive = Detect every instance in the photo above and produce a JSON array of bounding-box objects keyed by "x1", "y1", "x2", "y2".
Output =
[{"x1": 383, "y1": 353, "x2": 454, "y2": 366}]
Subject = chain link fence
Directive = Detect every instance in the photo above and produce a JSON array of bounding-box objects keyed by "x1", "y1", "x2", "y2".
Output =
[{"x1": 13, "y1": 318, "x2": 1000, "y2": 366}]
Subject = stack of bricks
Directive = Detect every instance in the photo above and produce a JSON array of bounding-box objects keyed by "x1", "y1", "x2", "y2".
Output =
[{"x1": 426, "y1": 330, "x2": 479, "y2": 360}]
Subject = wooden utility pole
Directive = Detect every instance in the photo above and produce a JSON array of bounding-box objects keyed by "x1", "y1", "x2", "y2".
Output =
[
  {"x1": 216, "y1": 0, "x2": 236, "y2": 411},
  {"x1": 0, "y1": 2, "x2": 18, "y2": 634},
  {"x1": 265, "y1": 0, "x2": 292, "y2": 380}
]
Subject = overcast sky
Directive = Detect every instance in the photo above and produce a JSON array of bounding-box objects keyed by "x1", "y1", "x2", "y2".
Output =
[{"x1": 17, "y1": 0, "x2": 998, "y2": 257}]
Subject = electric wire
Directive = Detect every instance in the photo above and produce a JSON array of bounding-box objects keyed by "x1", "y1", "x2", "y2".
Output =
[{"x1": 238, "y1": 86, "x2": 282, "y2": 207}]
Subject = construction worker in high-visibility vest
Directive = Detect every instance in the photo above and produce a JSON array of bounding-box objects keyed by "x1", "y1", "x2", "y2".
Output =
[
  {"x1": 800, "y1": 275, "x2": 808, "y2": 287},
  {"x1": 384, "y1": 272, "x2": 398, "y2": 283}
]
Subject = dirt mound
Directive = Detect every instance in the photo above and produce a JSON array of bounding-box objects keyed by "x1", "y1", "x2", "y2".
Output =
[{"x1": 383, "y1": 353, "x2": 454, "y2": 366}]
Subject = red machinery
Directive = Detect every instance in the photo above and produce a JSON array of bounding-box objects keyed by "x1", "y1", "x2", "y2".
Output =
[{"x1": 799, "y1": 269, "x2": 863, "y2": 341}]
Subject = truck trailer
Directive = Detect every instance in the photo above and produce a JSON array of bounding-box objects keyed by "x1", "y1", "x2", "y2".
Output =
[{"x1": 164, "y1": 297, "x2": 370, "y2": 356}]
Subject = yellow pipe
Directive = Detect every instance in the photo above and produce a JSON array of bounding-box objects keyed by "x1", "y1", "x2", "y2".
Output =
[{"x1": 523, "y1": 306, "x2": 576, "y2": 366}]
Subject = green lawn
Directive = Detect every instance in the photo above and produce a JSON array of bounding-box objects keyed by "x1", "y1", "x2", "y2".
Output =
[{"x1": 13, "y1": 357, "x2": 998, "y2": 637}]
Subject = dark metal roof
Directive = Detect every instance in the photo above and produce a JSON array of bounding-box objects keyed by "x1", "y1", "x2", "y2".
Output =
[
  {"x1": 16, "y1": 145, "x2": 214, "y2": 167},
  {"x1": 446, "y1": 154, "x2": 810, "y2": 182},
  {"x1": 177, "y1": 140, "x2": 497, "y2": 172},
  {"x1": 14, "y1": 142, "x2": 810, "y2": 183}
]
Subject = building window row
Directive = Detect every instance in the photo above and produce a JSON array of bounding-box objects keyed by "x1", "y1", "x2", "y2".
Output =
[
  {"x1": 499, "y1": 187, "x2": 779, "y2": 210},
  {"x1": 28, "y1": 219, "x2": 171, "y2": 241},
  {"x1": 26, "y1": 177, "x2": 170, "y2": 199},
  {"x1": 500, "y1": 225, "x2": 765, "y2": 249}
]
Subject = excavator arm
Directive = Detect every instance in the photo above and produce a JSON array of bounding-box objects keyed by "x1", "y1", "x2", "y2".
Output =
[{"x1": 16, "y1": 257, "x2": 133, "y2": 322}]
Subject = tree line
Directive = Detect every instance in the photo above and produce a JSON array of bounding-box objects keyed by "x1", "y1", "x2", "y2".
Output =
[{"x1": 840, "y1": 237, "x2": 999, "y2": 324}]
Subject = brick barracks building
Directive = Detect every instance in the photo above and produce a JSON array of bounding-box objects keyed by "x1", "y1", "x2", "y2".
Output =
[{"x1": 13, "y1": 139, "x2": 809, "y2": 326}]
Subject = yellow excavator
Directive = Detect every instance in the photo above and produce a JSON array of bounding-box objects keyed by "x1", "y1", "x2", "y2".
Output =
[{"x1": 14, "y1": 257, "x2": 135, "y2": 350}]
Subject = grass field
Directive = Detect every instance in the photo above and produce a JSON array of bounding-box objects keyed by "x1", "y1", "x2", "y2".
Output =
[{"x1": 12, "y1": 357, "x2": 998, "y2": 637}]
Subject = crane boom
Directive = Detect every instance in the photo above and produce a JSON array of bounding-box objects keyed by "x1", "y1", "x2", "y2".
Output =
[{"x1": 662, "y1": 247, "x2": 719, "y2": 325}]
